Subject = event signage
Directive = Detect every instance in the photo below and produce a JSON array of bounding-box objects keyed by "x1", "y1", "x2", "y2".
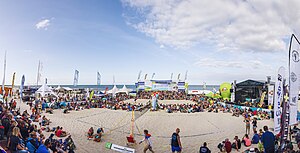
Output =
[
  {"x1": 274, "y1": 66, "x2": 285, "y2": 134},
  {"x1": 105, "y1": 142, "x2": 135, "y2": 153},
  {"x1": 289, "y1": 34, "x2": 300, "y2": 125},
  {"x1": 267, "y1": 85, "x2": 274, "y2": 106}
]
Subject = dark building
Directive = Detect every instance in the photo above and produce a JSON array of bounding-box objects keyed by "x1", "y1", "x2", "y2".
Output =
[{"x1": 235, "y1": 79, "x2": 267, "y2": 103}]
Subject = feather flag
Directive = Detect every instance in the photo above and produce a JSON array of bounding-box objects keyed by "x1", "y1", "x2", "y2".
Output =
[
  {"x1": 137, "y1": 70, "x2": 142, "y2": 81},
  {"x1": 36, "y1": 60, "x2": 42, "y2": 86},
  {"x1": 2, "y1": 51, "x2": 6, "y2": 96},
  {"x1": 11, "y1": 72, "x2": 16, "y2": 95},
  {"x1": 151, "y1": 73, "x2": 155, "y2": 80},
  {"x1": 170, "y1": 73, "x2": 173, "y2": 80},
  {"x1": 20, "y1": 75, "x2": 25, "y2": 101},
  {"x1": 288, "y1": 34, "x2": 300, "y2": 125},
  {"x1": 73, "y1": 70, "x2": 79, "y2": 87},
  {"x1": 184, "y1": 70, "x2": 188, "y2": 81},
  {"x1": 97, "y1": 72, "x2": 101, "y2": 86}
]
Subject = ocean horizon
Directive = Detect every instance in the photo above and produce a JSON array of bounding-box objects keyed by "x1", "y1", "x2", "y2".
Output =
[{"x1": 29, "y1": 84, "x2": 221, "y2": 91}]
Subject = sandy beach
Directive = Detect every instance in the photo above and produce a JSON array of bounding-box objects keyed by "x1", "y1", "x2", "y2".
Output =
[{"x1": 17, "y1": 99, "x2": 274, "y2": 153}]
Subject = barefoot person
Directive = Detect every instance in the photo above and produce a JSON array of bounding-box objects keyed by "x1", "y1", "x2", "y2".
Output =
[
  {"x1": 139, "y1": 129, "x2": 154, "y2": 153},
  {"x1": 171, "y1": 128, "x2": 182, "y2": 153}
]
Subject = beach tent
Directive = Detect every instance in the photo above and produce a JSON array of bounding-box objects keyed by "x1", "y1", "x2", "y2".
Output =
[
  {"x1": 55, "y1": 86, "x2": 73, "y2": 92},
  {"x1": 108, "y1": 85, "x2": 119, "y2": 96},
  {"x1": 36, "y1": 84, "x2": 57, "y2": 97},
  {"x1": 117, "y1": 85, "x2": 132, "y2": 95},
  {"x1": 63, "y1": 87, "x2": 73, "y2": 91}
]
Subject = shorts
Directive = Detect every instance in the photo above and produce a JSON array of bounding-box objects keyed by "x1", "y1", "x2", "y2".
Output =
[
  {"x1": 171, "y1": 146, "x2": 181, "y2": 152},
  {"x1": 253, "y1": 126, "x2": 257, "y2": 129}
]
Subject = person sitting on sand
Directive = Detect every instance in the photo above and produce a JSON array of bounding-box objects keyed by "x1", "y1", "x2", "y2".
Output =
[
  {"x1": 231, "y1": 136, "x2": 241, "y2": 151},
  {"x1": 242, "y1": 134, "x2": 252, "y2": 147},
  {"x1": 139, "y1": 129, "x2": 154, "y2": 153},
  {"x1": 55, "y1": 127, "x2": 67, "y2": 137},
  {"x1": 87, "y1": 127, "x2": 94, "y2": 139},
  {"x1": 252, "y1": 131, "x2": 260, "y2": 144},
  {"x1": 93, "y1": 128, "x2": 104, "y2": 142},
  {"x1": 199, "y1": 142, "x2": 210, "y2": 153}
]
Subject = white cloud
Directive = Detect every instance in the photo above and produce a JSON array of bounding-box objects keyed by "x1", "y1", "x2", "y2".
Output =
[
  {"x1": 194, "y1": 58, "x2": 272, "y2": 70},
  {"x1": 35, "y1": 19, "x2": 51, "y2": 30},
  {"x1": 122, "y1": 0, "x2": 300, "y2": 52}
]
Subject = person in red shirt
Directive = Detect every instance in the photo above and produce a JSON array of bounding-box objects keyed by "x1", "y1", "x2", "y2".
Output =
[
  {"x1": 224, "y1": 138, "x2": 232, "y2": 153},
  {"x1": 56, "y1": 127, "x2": 67, "y2": 137}
]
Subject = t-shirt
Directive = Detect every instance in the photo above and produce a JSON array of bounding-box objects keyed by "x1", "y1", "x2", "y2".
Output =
[
  {"x1": 171, "y1": 133, "x2": 179, "y2": 147},
  {"x1": 261, "y1": 131, "x2": 275, "y2": 149},
  {"x1": 252, "y1": 134, "x2": 260, "y2": 144},
  {"x1": 252, "y1": 120, "x2": 257, "y2": 127},
  {"x1": 199, "y1": 146, "x2": 210, "y2": 153},
  {"x1": 36, "y1": 144, "x2": 49, "y2": 153},
  {"x1": 56, "y1": 130, "x2": 62, "y2": 137},
  {"x1": 9, "y1": 135, "x2": 20, "y2": 151},
  {"x1": 225, "y1": 141, "x2": 231, "y2": 153},
  {"x1": 243, "y1": 137, "x2": 251, "y2": 146}
]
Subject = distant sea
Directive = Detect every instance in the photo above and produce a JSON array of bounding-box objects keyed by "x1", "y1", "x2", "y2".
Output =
[{"x1": 46, "y1": 85, "x2": 220, "y2": 91}]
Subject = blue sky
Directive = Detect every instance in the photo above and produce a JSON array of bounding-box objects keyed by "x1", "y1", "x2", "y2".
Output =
[{"x1": 0, "y1": 0, "x2": 298, "y2": 85}]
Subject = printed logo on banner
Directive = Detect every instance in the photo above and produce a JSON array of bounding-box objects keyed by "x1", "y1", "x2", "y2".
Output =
[
  {"x1": 291, "y1": 96, "x2": 297, "y2": 105},
  {"x1": 292, "y1": 50, "x2": 299, "y2": 62},
  {"x1": 291, "y1": 72, "x2": 297, "y2": 82}
]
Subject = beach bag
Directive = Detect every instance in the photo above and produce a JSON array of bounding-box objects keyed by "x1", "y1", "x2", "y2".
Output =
[{"x1": 258, "y1": 142, "x2": 264, "y2": 152}]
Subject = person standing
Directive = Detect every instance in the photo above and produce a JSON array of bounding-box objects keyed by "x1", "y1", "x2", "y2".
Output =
[
  {"x1": 171, "y1": 128, "x2": 182, "y2": 153},
  {"x1": 261, "y1": 126, "x2": 275, "y2": 153},
  {"x1": 199, "y1": 142, "x2": 210, "y2": 153},
  {"x1": 252, "y1": 118, "x2": 257, "y2": 132},
  {"x1": 139, "y1": 129, "x2": 154, "y2": 153},
  {"x1": 245, "y1": 119, "x2": 250, "y2": 135}
]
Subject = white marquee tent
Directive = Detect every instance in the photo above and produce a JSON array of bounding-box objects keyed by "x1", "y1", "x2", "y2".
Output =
[
  {"x1": 36, "y1": 84, "x2": 58, "y2": 97},
  {"x1": 117, "y1": 85, "x2": 132, "y2": 95}
]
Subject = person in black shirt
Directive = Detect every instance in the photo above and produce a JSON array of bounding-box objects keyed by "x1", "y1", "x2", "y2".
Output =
[
  {"x1": 252, "y1": 118, "x2": 257, "y2": 132},
  {"x1": 171, "y1": 128, "x2": 182, "y2": 153},
  {"x1": 199, "y1": 142, "x2": 210, "y2": 153},
  {"x1": 9, "y1": 127, "x2": 28, "y2": 153}
]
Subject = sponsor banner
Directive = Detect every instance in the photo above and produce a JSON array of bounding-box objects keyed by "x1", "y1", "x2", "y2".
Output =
[
  {"x1": 289, "y1": 35, "x2": 300, "y2": 125},
  {"x1": 267, "y1": 85, "x2": 274, "y2": 106},
  {"x1": 274, "y1": 66, "x2": 285, "y2": 134},
  {"x1": 106, "y1": 143, "x2": 135, "y2": 153}
]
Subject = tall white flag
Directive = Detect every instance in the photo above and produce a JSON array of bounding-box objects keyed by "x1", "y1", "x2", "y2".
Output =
[
  {"x1": 73, "y1": 70, "x2": 79, "y2": 86},
  {"x1": 97, "y1": 72, "x2": 101, "y2": 86},
  {"x1": 289, "y1": 34, "x2": 300, "y2": 125},
  {"x1": 274, "y1": 66, "x2": 285, "y2": 134},
  {"x1": 2, "y1": 51, "x2": 6, "y2": 96}
]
